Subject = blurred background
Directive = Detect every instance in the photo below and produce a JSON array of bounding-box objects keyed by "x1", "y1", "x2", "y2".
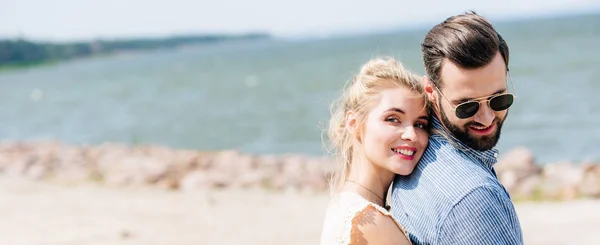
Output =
[
  {"x1": 1, "y1": 0, "x2": 599, "y2": 163},
  {"x1": 1, "y1": 0, "x2": 600, "y2": 245}
]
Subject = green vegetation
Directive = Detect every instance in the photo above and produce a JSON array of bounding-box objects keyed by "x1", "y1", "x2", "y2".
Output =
[{"x1": 0, "y1": 33, "x2": 270, "y2": 68}]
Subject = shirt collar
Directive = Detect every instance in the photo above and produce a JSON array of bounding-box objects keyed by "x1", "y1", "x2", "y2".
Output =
[{"x1": 429, "y1": 115, "x2": 499, "y2": 168}]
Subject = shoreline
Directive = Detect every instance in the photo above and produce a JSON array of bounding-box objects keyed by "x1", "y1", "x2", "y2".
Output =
[
  {"x1": 0, "y1": 140, "x2": 599, "y2": 201},
  {"x1": 0, "y1": 33, "x2": 271, "y2": 68}
]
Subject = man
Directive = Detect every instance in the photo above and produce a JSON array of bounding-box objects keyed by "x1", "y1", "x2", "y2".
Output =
[{"x1": 390, "y1": 11, "x2": 523, "y2": 245}]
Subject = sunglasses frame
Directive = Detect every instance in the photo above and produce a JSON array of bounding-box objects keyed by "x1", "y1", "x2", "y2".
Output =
[{"x1": 433, "y1": 74, "x2": 517, "y2": 119}]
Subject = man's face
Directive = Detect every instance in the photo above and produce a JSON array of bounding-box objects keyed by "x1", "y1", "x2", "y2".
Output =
[{"x1": 434, "y1": 52, "x2": 510, "y2": 151}]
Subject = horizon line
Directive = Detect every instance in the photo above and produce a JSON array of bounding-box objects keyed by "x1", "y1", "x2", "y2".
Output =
[{"x1": 2, "y1": 8, "x2": 598, "y2": 44}]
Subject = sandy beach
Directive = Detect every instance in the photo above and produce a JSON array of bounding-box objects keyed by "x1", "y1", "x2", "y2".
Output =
[{"x1": 0, "y1": 177, "x2": 599, "y2": 245}]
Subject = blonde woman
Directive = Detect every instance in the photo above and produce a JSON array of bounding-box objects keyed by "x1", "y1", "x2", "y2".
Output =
[{"x1": 320, "y1": 57, "x2": 429, "y2": 245}]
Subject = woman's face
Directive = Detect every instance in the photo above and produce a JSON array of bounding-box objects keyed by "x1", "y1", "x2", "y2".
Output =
[{"x1": 359, "y1": 87, "x2": 429, "y2": 176}]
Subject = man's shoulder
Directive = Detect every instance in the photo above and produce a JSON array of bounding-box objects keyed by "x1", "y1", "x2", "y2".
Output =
[
  {"x1": 394, "y1": 135, "x2": 500, "y2": 201},
  {"x1": 456, "y1": 184, "x2": 511, "y2": 205}
]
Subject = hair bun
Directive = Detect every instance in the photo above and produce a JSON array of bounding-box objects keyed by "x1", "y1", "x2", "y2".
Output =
[{"x1": 358, "y1": 57, "x2": 407, "y2": 79}]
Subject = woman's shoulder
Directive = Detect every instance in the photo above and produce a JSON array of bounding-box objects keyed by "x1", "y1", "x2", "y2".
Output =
[
  {"x1": 348, "y1": 201, "x2": 411, "y2": 245},
  {"x1": 321, "y1": 192, "x2": 411, "y2": 245}
]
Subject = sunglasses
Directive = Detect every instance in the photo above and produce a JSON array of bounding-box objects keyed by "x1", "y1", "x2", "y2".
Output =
[{"x1": 434, "y1": 77, "x2": 517, "y2": 119}]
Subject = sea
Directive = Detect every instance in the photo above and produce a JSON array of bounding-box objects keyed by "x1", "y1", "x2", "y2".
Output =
[{"x1": 1, "y1": 12, "x2": 599, "y2": 164}]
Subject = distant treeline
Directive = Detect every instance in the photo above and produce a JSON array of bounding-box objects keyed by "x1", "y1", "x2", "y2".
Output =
[{"x1": 0, "y1": 33, "x2": 270, "y2": 67}]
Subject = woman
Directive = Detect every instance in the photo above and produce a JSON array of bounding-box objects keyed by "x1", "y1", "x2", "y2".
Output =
[{"x1": 320, "y1": 57, "x2": 429, "y2": 245}]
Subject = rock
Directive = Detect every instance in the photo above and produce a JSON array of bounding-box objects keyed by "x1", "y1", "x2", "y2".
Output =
[
  {"x1": 179, "y1": 171, "x2": 211, "y2": 191},
  {"x1": 233, "y1": 170, "x2": 269, "y2": 188},
  {"x1": 495, "y1": 147, "x2": 544, "y2": 197},
  {"x1": 539, "y1": 162, "x2": 585, "y2": 200},
  {"x1": 279, "y1": 154, "x2": 307, "y2": 190},
  {"x1": 543, "y1": 162, "x2": 584, "y2": 186},
  {"x1": 500, "y1": 171, "x2": 519, "y2": 193},
  {"x1": 302, "y1": 157, "x2": 333, "y2": 191},
  {"x1": 512, "y1": 175, "x2": 542, "y2": 200},
  {"x1": 26, "y1": 163, "x2": 47, "y2": 180},
  {"x1": 0, "y1": 141, "x2": 598, "y2": 202},
  {"x1": 255, "y1": 155, "x2": 283, "y2": 189},
  {"x1": 496, "y1": 147, "x2": 536, "y2": 171},
  {"x1": 496, "y1": 147, "x2": 542, "y2": 188},
  {"x1": 579, "y1": 164, "x2": 600, "y2": 198}
]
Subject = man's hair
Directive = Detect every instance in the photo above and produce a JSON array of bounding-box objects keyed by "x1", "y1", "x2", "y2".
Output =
[{"x1": 422, "y1": 11, "x2": 509, "y2": 88}]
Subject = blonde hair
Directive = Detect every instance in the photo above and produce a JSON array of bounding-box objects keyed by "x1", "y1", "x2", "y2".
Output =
[{"x1": 325, "y1": 57, "x2": 426, "y2": 195}]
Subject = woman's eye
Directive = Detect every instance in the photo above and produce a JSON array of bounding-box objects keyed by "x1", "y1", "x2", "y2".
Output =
[
  {"x1": 385, "y1": 117, "x2": 399, "y2": 123},
  {"x1": 415, "y1": 122, "x2": 428, "y2": 129}
]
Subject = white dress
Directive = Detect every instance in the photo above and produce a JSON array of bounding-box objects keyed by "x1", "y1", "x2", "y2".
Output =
[{"x1": 320, "y1": 192, "x2": 411, "y2": 245}]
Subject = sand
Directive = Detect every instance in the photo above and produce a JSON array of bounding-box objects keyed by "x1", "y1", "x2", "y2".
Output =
[{"x1": 0, "y1": 177, "x2": 599, "y2": 245}]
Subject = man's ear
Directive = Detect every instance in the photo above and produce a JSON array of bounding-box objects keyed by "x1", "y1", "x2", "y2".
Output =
[
  {"x1": 423, "y1": 76, "x2": 442, "y2": 116},
  {"x1": 423, "y1": 76, "x2": 435, "y2": 101}
]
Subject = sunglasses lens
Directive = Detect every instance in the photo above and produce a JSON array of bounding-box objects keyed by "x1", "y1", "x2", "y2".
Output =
[
  {"x1": 490, "y1": 94, "x2": 514, "y2": 111},
  {"x1": 456, "y1": 102, "x2": 480, "y2": 119}
]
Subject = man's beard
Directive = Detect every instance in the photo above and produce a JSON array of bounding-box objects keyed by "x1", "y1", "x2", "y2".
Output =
[{"x1": 439, "y1": 102, "x2": 506, "y2": 151}]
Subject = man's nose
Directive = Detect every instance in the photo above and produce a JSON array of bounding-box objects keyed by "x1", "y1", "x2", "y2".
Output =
[{"x1": 473, "y1": 102, "x2": 495, "y2": 126}]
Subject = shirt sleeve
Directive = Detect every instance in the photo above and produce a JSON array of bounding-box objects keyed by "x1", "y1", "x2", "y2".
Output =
[{"x1": 437, "y1": 185, "x2": 524, "y2": 245}]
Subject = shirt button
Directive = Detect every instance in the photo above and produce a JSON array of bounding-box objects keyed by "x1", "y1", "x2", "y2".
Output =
[{"x1": 494, "y1": 152, "x2": 499, "y2": 158}]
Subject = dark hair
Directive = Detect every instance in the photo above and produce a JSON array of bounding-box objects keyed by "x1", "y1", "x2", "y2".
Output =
[{"x1": 422, "y1": 11, "x2": 509, "y2": 88}]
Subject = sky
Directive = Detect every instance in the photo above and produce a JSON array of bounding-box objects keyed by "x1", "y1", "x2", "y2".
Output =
[{"x1": 2, "y1": 0, "x2": 600, "y2": 41}]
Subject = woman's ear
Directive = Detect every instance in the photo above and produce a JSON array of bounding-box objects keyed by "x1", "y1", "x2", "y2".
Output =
[
  {"x1": 345, "y1": 111, "x2": 357, "y2": 132},
  {"x1": 345, "y1": 111, "x2": 361, "y2": 142}
]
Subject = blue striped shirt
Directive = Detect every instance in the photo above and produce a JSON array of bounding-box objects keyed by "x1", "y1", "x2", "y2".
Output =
[{"x1": 390, "y1": 116, "x2": 523, "y2": 245}]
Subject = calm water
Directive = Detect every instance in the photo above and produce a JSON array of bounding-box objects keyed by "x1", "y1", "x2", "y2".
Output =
[{"x1": 1, "y1": 13, "x2": 599, "y2": 164}]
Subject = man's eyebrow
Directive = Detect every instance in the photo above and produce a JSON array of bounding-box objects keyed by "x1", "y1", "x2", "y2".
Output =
[{"x1": 453, "y1": 88, "x2": 507, "y2": 104}]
